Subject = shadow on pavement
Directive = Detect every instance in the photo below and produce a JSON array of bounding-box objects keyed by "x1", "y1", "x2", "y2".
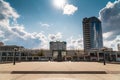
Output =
[{"x1": 11, "y1": 71, "x2": 107, "y2": 74}]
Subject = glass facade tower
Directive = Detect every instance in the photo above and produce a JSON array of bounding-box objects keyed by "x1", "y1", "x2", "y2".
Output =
[{"x1": 83, "y1": 17, "x2": 103, "y2": 52}]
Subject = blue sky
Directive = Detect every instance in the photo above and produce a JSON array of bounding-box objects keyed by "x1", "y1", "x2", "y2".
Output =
[
  {"x1": 0, "y1": 0, "x2": 120, "y2": 50},
  {"x1": 5, "y1": 0, "x2": 114, "y2": 35}
]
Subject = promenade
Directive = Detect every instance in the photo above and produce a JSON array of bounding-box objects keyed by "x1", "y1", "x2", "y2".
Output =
[{"x1": 0, "y1": 62, "x2": 120, "y2": 80}]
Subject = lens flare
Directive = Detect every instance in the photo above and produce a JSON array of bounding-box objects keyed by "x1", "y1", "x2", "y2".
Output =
[{"x1": 53, "y1": 0, "x2": 67, "y2": 9}]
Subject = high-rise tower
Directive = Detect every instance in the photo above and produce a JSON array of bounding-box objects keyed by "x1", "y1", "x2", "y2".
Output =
[
  {"x1": 83, "y1": 17, "x2": 103, "y2": 52},
  {"x1": 118, "y1": 44, "x2": 120, "y2": 51}
]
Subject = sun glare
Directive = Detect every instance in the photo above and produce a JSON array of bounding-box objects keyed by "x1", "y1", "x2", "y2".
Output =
[{"x1": 53, "y1": 0, "x2": 67, "y2": 9}]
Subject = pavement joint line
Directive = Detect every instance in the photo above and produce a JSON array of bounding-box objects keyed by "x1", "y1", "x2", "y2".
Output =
[{"x1": 35, "y1": 78, "x2": 83, "y2": 80}]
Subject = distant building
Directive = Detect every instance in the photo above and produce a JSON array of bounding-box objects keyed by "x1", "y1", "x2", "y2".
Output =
[
  {"x1": 50, "y1": 41, "x2": 67, "y2": 61},
  {"x1": 102, "y1": 47, "x2": 113, "y2": 51},
  {"x1": 50, "y1": 41, "x2": 66, "y2": 51},
  {"x1": 118, "y1": 44, "x2": 120, "y2": 51},
  {"x1": 0, "y1": 45, "x2": 24, "y2": 62},
  {"x1": 0, "y1": 43, "x2": 120, "y2": 62},
  {"x1": 83, "y1": 17, "x2": 103, "y2": 52},
  {"x1": 0, "y1": 42, "x2": 4, "y2": 46},
  {"x1": 0, "y1": 45, "x2": 24, "y2": 51}
]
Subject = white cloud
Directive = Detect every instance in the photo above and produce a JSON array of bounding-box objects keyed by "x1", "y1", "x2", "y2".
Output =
[
  {"x1": 103, "y1": 32, "x2": 113, "y2": 40},
  {"x1": 67, "y1": 36, "x2": 83, "y2": 50},
  {"x1": 0, "y1": 0, "x2": 81, "y2": 50},
  {"x1": 0, "y1": 0, "x2": 44, "y2": 48},
  {"x1": 104, "y1": 36, "x2": 120, "y2": 50},
  {"x1": 39, "y1": 22, "x2": 50, "y2": 28},
  {"x1": 0, "y1": 0, "x2": 63, "y2": 49},
  {"x1": 99, "y1": 0, "x2": 120, "y2": 50},
  {"x1": 48, "y1": 32, "x2": 63, "y2": 41},
  {"x1": 106, "y1": 2, "x2": 114, "y2": 8},
  {"x1": 0, "y1": 0, "x2": 19, "y2": 21},
  {"x1": 0, "y1": 30, "x2": 4, "y2": 37},
  {"x1": 63, "y1": 4, "x2": 78, "y2": 15}
]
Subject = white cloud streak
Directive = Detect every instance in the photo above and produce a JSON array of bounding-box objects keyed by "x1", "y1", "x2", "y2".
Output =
[{"x1": 39, "y1": 22, "x2": 50, "y2": 28}]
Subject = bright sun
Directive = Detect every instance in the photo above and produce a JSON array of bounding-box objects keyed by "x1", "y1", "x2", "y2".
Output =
[{"x1": 53, "y1": 0, "x2": 67, "y2": 9}]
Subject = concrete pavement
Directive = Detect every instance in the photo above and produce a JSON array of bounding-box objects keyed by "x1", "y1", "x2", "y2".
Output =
[{"x1": 0, "y1": 62, "x2": 120, "y2": 80}]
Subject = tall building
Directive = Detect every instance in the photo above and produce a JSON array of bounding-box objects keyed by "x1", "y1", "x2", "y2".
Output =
[
  {"x1": 83, "y1": 17, "x2": 103, "y2": 52},
  {"x1": 118, "y1": 44, "x2": 120, "y2": 51}
]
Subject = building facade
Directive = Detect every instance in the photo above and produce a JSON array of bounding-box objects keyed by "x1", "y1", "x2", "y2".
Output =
[
  {"x1": 83, "y1": 17, "x2": 103, "y2": 52},
  {"x1": 0, "y1": 44, "x2": 120, "y2": 62},
  {"x1": 50, "y1": 41, "x2": 67, "y2": 61},
  {"x1": 118, "y1": 44, "x2": 120, "y2": 51},
  {"x1": 0, "y1": 45, "x2": 24, "y2": 62},
  {"x1": 0, "y1": 42, "x2": 4, "y2": 46},
  {"x1": 50, "y1": 41, "x2": 66, "y2": 51}
]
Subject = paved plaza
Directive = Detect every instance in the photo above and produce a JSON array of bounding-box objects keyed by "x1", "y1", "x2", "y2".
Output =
[{"x1": 0, "y1": 62, "x2": 120, "y2": 80}]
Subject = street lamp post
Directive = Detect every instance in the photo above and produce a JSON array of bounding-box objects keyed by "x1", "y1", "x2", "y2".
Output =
[
  {"x1": 103, "y1": 51, "x2": 106, "y2": 65},
  {"x1": 13, "y1": 48, "x2": 18, "y2": 65},
  {"x1": 102, "y1": 48, "x2": 106, "y2": 65}
]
